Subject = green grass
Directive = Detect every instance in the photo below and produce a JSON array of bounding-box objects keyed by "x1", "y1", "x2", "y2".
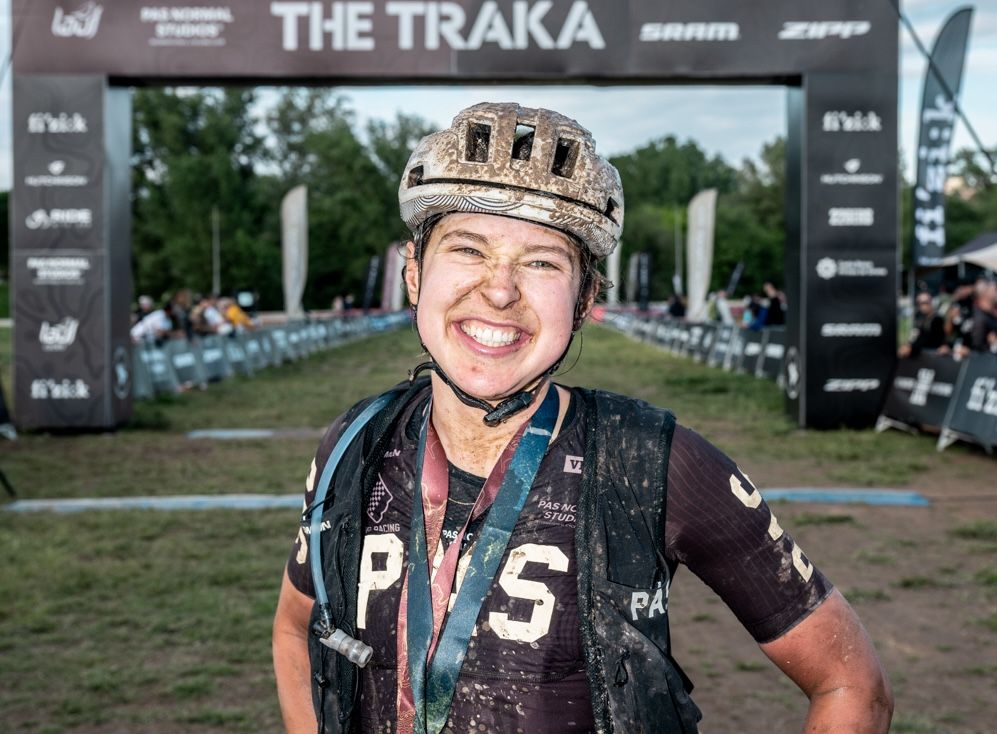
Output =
[
  {"x1": 0, "y1": 281, "x2": 8, "y2": 319},
  {"x1": 844, "y1": 588, "x2": 891, "y2": 603},
  {"x1": 793, "y1": 513, "x2": 855, "y2": 527},
  {"x1": 951, "y1": 522, "x2": 997, "y2": 542}
]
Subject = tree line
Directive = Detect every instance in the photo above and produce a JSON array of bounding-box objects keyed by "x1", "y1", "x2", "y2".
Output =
[{"x1": 1, "y1": 87, "x2": 995, "y2": 310}]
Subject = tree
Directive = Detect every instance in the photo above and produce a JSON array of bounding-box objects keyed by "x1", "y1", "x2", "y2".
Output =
[{"x1": 131, "y1": 87, "x2": 279, "y2": 305}]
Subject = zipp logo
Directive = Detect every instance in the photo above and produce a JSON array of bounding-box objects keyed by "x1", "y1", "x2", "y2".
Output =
[
  {"x1": 39, "y1": 317, "x2": 80, "y2": 351},
  {"x1": 52, "y1": 2, "x2": 103, "y2": 39},
  {"x1": 639, "y1": 22, "x2": 739, "y2": 42},
  {"x1": 779, "y1": 21, "x2": 870, "y2": 40},
  {"x1": 563, "y1": 455, "x2": 583, "y2": 474}
]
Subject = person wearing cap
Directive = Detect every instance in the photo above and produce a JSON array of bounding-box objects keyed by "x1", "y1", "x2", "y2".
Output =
[{"x1": 273, "y1": 103, "x2": 892, "y2": 734}]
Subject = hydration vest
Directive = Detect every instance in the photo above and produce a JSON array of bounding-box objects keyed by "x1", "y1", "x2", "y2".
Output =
[{"x1": 306, "y1": 380, "x2": 702, "y2": 733}]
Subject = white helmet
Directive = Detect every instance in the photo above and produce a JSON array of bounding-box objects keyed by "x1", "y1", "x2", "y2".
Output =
[{"x1": 399, "y1": 102, "x2": 624, "y2": 258}]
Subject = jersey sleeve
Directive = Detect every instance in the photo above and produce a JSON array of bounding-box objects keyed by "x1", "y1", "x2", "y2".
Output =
[
  {"x1": 665, "y1": 425, "x2": 834, "y2": 643},
  {"x1": 285, "y1": 412, "x2": 353, "y2": 598}
]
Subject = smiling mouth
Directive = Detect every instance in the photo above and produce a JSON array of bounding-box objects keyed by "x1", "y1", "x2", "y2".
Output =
[{"x1": 459, "y1": 321, "x2": 524, "y2": 348}]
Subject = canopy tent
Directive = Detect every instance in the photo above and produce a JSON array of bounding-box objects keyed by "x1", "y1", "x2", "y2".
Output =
[{"x1": 936, "y1": 232, "x2": 997, "y2": 270}]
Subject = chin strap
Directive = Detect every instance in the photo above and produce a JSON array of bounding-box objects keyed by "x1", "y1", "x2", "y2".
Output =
[{"x1": 407, "y1": 333, "x2": 575, "y2": 428}]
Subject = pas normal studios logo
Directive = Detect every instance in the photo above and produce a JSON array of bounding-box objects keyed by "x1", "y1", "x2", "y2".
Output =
[
  {"x1": 52, "y1": 2, "x2": 103, "y2": 39},
  {"x1": 816, "y1": 258, "x2": 888, "y2": 280}
]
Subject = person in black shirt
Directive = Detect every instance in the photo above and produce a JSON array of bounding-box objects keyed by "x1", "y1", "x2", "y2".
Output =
[
  {"x1": 273, "y1": 103, "x2": 893, "y2": 734},
  {"x1": 899, "y1": 292, "x2": 949, "y2": 358}
]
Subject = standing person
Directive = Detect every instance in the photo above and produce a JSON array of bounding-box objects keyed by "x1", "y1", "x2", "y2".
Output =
[
  {"x1": 899, "y1": 292, "x2": 948, "y2": 358},
  {"x1": 273, "y1": 103, "x2": 892, "y2": 734}
]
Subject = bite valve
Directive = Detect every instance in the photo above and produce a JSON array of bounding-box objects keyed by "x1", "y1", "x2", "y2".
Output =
[{"x1": 318, "y1": 627, "x2": 374, "y2": 668}]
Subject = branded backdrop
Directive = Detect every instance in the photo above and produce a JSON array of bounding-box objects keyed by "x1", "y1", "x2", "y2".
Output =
[{"x1": 10, "y1": 0, "x2": 900, "y2": 429}]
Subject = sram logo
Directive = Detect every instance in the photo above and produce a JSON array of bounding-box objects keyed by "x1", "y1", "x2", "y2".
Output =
[
  {"x1": 639, "y1": 22, "x2": 739, "y2": 42},
  {"x1": 778, "y1": 21, "x2": 870, "y2": 40}
]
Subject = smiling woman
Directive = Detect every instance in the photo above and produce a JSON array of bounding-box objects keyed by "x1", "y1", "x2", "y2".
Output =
[{"x1": 272, "y1": 102, "x2": 893, "y2": 734}]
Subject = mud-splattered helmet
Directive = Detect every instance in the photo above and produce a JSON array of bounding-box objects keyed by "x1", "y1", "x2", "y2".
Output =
[{"x1": 399, "y1": 102, "x2": 624, "y2": 258}]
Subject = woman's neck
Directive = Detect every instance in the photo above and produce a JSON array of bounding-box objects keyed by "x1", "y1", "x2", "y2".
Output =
[{"x1": 428, "y1": 374, "x2": 568, "y2": 478}]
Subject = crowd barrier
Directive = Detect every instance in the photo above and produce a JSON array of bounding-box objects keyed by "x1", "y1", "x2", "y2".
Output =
[
  {"x1": 131, "y1": 312, "x2": 411, "y2": 400},
  {"x1": 600, "y1": 310, "x2": 787, "y2": 388},
  {"x1": 600, "y1": 310, "x2": 996, "y2": 454},
  {"x1": 877, "y1": 352, "x2": 996, "y2": 454}
]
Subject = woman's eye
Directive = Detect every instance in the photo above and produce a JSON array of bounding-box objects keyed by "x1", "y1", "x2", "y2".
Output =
[{"x1": 529, "y1": 260, "x2": 559, "y2": 270}]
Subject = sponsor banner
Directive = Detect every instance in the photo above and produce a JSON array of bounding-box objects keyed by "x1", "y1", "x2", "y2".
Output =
[
  {"x1": 804, "y1": 72, "x2": 897, "y2": 252},
  {"x1": 10, "y1": 252, "x2": 112, "y2": 428},
  {"x1": 880, "y1": 353, "x2": 964, "y2": 431},
  {"x1": 692, "y1": 323, "x2": 717, "y2": 363},
  {"x1": 281, "y1": 184, "x2": 308, "y2": 318},
  {"x1": 757, "y1": 327, "x2": 785, "y2": 380},
  {"x1": 942, "y1": 354, "x2": 997, "y2": 452},
  {"x1": 737, "y1": 329, "x2": 764, "y2": 375},
  {"x1": 707, "y1": 324, "x2": 734, "y2": 368},
  {"x1": 13, "y1": 1, "x2": 897, "y2": 78},
  {"x1": 11, "y1": 74, "x2": 104, "y2": 252},
  {"x1": 912, "y1": 9, "x2": 973, "y2": 266}
]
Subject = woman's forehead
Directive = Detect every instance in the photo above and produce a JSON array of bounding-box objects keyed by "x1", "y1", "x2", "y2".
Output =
[{"x1": 430, "y1": 212, "x2": 578, "y2": 254}]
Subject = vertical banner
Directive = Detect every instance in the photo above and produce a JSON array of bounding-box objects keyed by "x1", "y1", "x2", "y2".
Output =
[
  {"x1": 912, "y1": 8, "x2": 973, "y2": 266},
  {"x1": 11, "y1": 74, "x2": 132, "y2": 430},
  {"x1": 637, "y1": 252, "x2": 651, "y2": 312},
  {"x1": 381, "y1": 243, "x2": 406, "y2": 312},
  {"x1": 281, "y1": 184, "x2": 308, "y2": 318},
  {"x1": 685, "y1": 189, "x2": 717, "y2": 322},
  {"x1": 362, "y1": 255, "x2": 381, "y2": 313}
]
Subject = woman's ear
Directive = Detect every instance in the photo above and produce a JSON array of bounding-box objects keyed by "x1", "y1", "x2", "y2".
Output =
[{"x1": 404, "y1": 240, "x2": 419, "y2": 306}]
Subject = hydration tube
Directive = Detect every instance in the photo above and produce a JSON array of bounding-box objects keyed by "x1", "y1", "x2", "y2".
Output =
[{"x1": 302, "y1": 391, "x2": 396, "y2": 668}]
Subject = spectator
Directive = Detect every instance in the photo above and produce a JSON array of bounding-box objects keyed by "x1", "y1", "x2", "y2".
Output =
[
  {"x1": 763, "y1": 282, "x2": 786, "y2": 326},
  {"x1": 667, "y1": 293, "x2": 686, "y2": 319},
  {"x1": 133, "y1": 294, "x2": 155, "y2": 325},
  {"x1": 219, "y1": 296, "x2": 256, "y2": 332},
  {"x1": 713, "y1": 289, "x2": 735, "y2": 325},
  {"x1": 943, "y1": 279, "x2": 977, "y2": 350},
  {"x1": 130, "y1": 301, "x2": 174, "y2": 346},
  {"x1": 899, "y1": 292, "x2": 948, "y2": 358},
  {"x1": 191, "y1": 294, "x2": 232, "y2": 337},
  {"x1": 170, "y1": 288, "x2": 195, "y2": 340},
  {"x1": 956, "y1": 280, "x2": 997, "y2": 358}
]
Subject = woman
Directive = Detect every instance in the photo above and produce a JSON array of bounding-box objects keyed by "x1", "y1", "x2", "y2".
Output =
[{"x1": 273, "y1": 102, "x2": 892, "y2": 734}]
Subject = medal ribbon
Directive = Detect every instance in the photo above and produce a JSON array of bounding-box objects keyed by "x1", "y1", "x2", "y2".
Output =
[{"x1": 395, "y1": 386, "x2": 559, "y2": 734}]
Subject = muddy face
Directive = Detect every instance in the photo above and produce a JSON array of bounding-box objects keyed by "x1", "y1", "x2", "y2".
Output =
[{"x1": 406, "y1": 212, "x2": 581, "y2": 402}]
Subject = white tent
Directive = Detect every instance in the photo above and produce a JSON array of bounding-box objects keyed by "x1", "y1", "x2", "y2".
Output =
[{"x1": 936, "y1": 232, "x2": 997, "y2": 270}]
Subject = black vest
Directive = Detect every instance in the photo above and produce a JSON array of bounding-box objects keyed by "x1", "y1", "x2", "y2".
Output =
[{"x1": 307, "y1": 381, "x2": 702, "y2": 733}]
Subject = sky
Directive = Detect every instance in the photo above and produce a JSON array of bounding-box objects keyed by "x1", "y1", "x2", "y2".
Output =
[{"x1": 1, "y1": 0, "x2": 995, "y2": 190}]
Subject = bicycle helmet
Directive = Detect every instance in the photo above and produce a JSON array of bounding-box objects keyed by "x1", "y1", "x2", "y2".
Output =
[{"x1": 399, "y1": 102, "x2": 624, "y2": 258}]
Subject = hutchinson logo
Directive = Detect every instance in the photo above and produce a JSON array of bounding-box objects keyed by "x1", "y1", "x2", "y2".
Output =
[
  {"x1": 52, "y1": 2, "x2": 103, "y2": 39},
  {"x1": 25, "y1": 208, "x2": 92, "y2": 230},
  {"x1": 39, "y1": 318, "x2": 80, "y2": 351}
]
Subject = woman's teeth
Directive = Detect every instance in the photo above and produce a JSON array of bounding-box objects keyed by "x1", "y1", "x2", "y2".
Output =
[{"x1": 461, "y1": 323, "x2": 520, "y2": 347}]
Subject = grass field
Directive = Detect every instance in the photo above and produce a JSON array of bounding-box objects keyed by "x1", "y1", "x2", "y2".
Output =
[{"x1": 1, "y1": 325, "x2": 994, "y2": 732}]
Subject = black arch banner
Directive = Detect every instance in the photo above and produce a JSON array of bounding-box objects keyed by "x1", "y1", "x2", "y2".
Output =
[{"x1": 10, "y1": 0, "x2": 899, "y2": 429}]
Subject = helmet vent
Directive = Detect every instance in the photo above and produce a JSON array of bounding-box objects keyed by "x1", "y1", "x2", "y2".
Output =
[
  {"x1": 407, "y1": 165, "x2": 424, "y2": 188},
  {"x1": 604, "y1": 196, "x2": 619, "y2": 224},
  {"x1": 512, "y1": 124, "x2": 535, "y2": 161},
  {"x1": 465, "y1": 122, "x2": 492, "y2": 163},
  {"x1": 551, "y1": 138, "x2": 578, "y2": 178}
]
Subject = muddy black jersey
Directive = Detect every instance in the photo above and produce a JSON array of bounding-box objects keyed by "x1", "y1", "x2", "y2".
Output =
[{"x1": 287, "y1": 388, "x2": 833, "y2": 732}]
